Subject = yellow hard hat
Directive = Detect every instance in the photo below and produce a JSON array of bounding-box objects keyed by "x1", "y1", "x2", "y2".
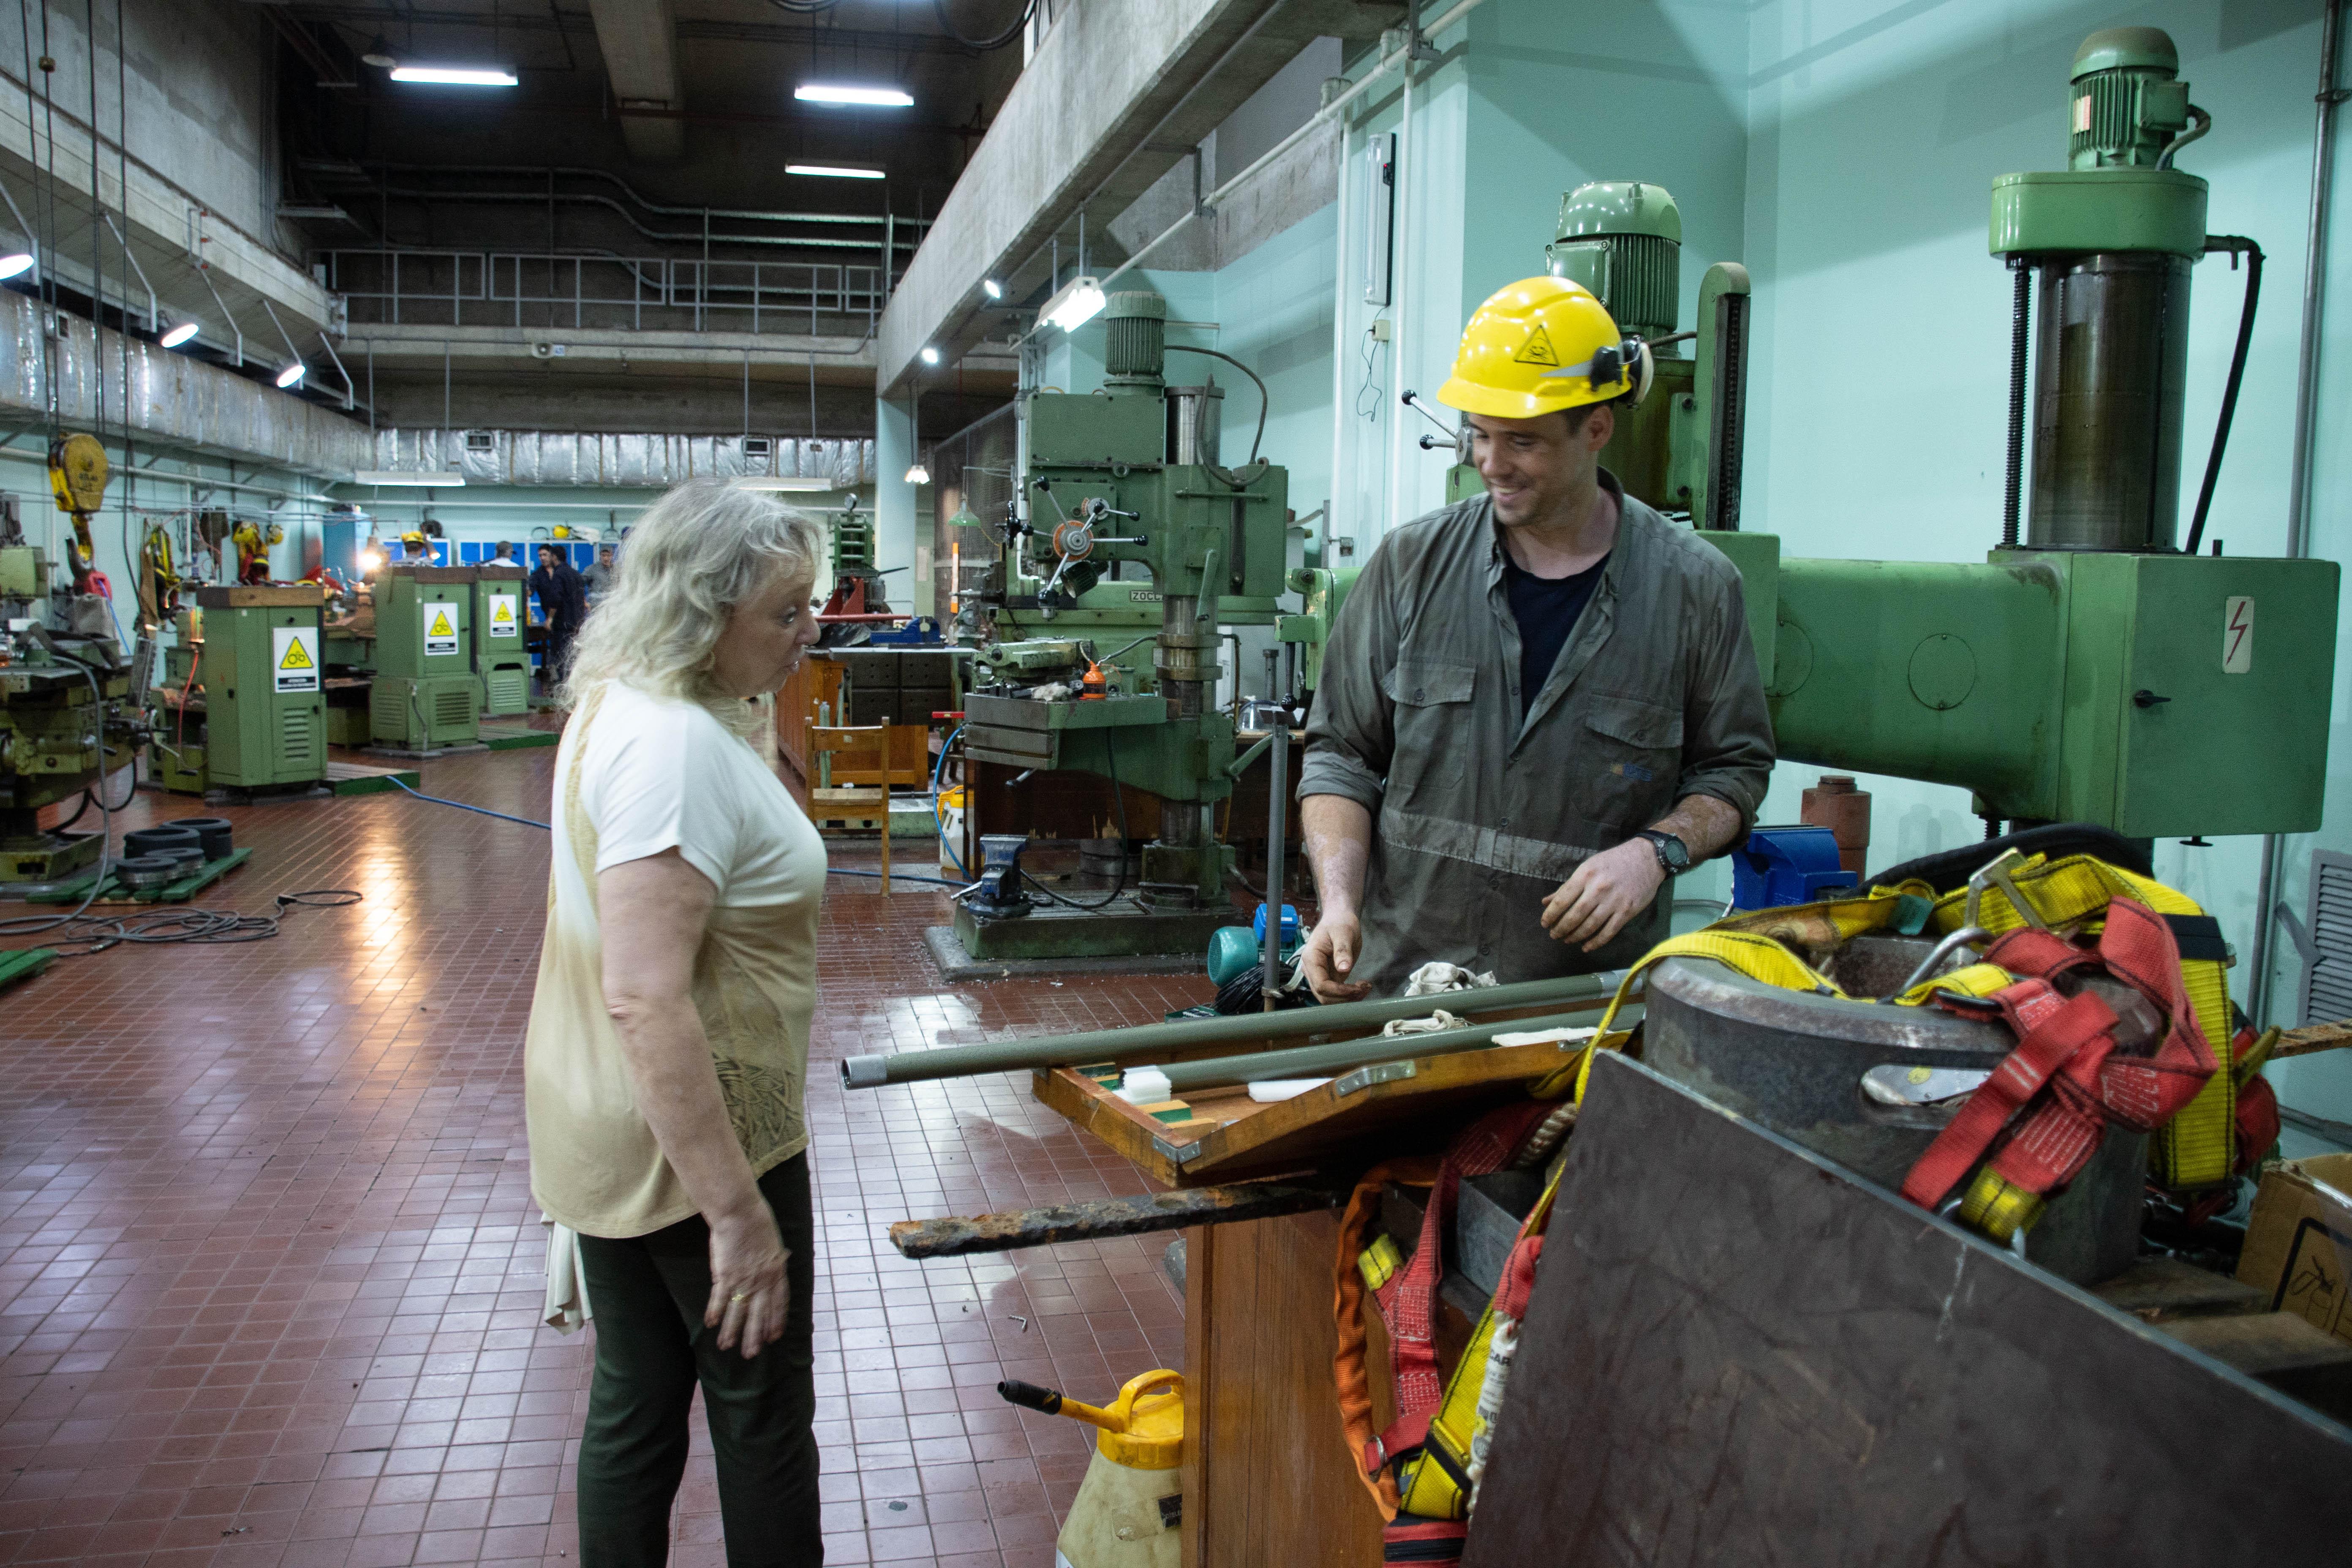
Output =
[
  {"x1": 400, "y1": 531, "x2": 427, "y2": 545},
  {"x1": 1436, "y1": 276, "x2": 1651, "y2": 421}
]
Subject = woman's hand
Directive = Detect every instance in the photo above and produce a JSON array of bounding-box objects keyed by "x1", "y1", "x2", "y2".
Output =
[{"x1": 706, "y1": 1202, "x2": 791, "y2": 1358}]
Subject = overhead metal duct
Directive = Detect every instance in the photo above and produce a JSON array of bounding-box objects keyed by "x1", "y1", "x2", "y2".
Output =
[
  {"x1": 369, "y1": 429, "x2": 879, "y2": 489},
  {"x1": 0, "y1": 291, "x2": 371, "y2": 476}
]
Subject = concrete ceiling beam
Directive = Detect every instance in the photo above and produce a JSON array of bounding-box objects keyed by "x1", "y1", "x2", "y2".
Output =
[
  {"x1": 587, "y1": 0, "x2": 686, "y2": 163},
  {"x1": 876, "y1": 0, "x2": 1404, "y2": 392}
]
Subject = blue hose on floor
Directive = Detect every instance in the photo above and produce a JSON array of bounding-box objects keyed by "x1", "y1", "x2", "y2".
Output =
[{"x1": 385, "y1": 776, "x2": 974, "y2": 888}]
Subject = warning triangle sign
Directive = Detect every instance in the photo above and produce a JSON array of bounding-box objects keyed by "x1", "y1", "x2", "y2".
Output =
[
  {"x1": 278, "y1": 637, "x2": 315, "y2": 670},
  {"x1": 428, "y1": 611, "x2": 456, "y2": 638},
  {"x1": 491, "y1": 602, "x2": 515, "y2": 629},
  {"x1": 1515, "y1": 324, "x2": 1560, "y2": 366}
]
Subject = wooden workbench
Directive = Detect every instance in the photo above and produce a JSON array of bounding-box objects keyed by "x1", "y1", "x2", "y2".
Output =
[{"x1": 1029, "y1": 1027, "x2": 1597, "y2": 1568}]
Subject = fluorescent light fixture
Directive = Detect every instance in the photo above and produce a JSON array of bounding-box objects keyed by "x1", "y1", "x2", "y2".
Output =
[
  {"x1": 158, "y1": 320, "x2": 199, "y2": 348},
  {"x1": 389, "y1": 65, "x2": 518, "y2": 87},
  {"x1": 361, "y1": 38, "x2": 398, "y2": 69},
  {"x1": 982, "y1": 278, "x2": 1003, "y2": 300},
  {"x1": 737, "y1": 476, "x2": 835, "y2": 493},
  {"x1": 920, "y1": 346, "x2": 940, "y2": 366},
  {"x1": 786, "y1": 163, "x2": 885, "y2": 180},
  {"x1": 904, "y1": 463, "x2": 931, "y2": 485},
  {"x1": 1041, "y1": 275, "x2": 1106, "y2": 332},
  {"x1": 0, "y1": 253, "x2": 33, "y2": 280},
  {"x1": 275, "y1": 361, "x2": 307, "y2": 389},
  {"x1": 795, "y1": 84, "x2": 913, "y2": 108},
  {"x1": 354, "y1": 470, "x2": 466, "y2": 487}
]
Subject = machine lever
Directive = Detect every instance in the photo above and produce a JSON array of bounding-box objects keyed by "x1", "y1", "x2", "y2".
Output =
[{"x1": 2132, "y1": 689, "x2": 2172, "y2": 708}]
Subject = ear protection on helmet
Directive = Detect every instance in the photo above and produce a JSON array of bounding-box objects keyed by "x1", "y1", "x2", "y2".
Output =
[{"x1": 1584, "y1": 336, "x2": 1656, "y2": 409}]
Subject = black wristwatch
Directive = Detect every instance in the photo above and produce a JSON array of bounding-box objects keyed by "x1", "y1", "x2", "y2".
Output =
[{"x1": 1635, "y1": 829, "x2": 1691, "y2": 876}]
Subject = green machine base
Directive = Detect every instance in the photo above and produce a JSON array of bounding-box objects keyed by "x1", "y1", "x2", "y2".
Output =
[
  {"x1": 371, "y1": 675, "x2": 482, "y2": 751},
  {"x1": 480, "y1": 660, "x2": 531, "y2": 718},
  {"x1": 0, "y1": 830, "x2": 103, "y2": 886},
  {"x1": 953, "y1": 897, "x2": 1230, "y2": 962}
]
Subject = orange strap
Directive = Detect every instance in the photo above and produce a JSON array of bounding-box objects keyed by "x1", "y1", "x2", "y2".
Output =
[{"x1": 1332, "y1": 1157, "x2": 1437, "y2": 1522}]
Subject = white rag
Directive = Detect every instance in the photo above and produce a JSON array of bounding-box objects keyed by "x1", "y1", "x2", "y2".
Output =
[
  {"x1": 541, "y1": 1216, "x2": 594, "y2": 1334},
  {"x1": 1403, "y1": 961, "x2": 1499, "y2": 996}
]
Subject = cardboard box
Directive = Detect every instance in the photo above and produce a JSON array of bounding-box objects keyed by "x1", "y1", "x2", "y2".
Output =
[{"x1": 2237, "y1": 1152, "x2": 2352, "y2": 1348}]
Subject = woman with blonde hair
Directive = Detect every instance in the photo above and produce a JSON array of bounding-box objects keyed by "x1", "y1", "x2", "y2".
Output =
[{"x1": 526, "y1": 478, "x2": 828, "y2": 1567}]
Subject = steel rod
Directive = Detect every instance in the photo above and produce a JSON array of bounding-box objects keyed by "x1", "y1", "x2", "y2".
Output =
[
  {"x1": 1152, "y1": 1004, "x2": 1607, "y2": 1094},
  {"x1": 838, "y1": 968, "x2": 1630, "y2": 1088}
]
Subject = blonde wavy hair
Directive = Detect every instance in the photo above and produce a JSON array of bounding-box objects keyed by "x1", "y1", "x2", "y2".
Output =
[{"x1": 560, "y1": 479, "x2": 824, "y2": 730}]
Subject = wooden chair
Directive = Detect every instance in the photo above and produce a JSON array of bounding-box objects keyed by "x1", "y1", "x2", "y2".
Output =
[{"x1": 809, "y1": 725, "x2": 892, "y2": 895}]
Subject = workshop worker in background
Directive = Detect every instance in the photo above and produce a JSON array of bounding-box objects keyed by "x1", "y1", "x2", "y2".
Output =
[
  {"x1": 493, "y1": 539, "x2": 519, "y2": 564},
  {"x1": 526, "y1": 480, "x2": 828, "y2": 1568},
  {"x1": 1299, "y1": 277, "x2": 1774, "y2": 1001},
  {"x1": 533, "y1": 542, "x2": 590, "y2": 687},
  {"x1": 584, "y1": 543, "x2": 619, "y2": 606},
  {"x1": 399, "y1": 531, "x2": 433, "y2": 565}
]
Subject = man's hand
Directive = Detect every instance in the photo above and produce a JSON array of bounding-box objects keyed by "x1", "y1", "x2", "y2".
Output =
[
  {"x1": 1541, "y1": 839, "x2": 1666, "y2": 953},
  {"x1": 1301, "y1": 909, "x2": 1372, "y2": 1002},
  {"x1": 705, "y1": 1203, "x2": 790, "y2": 1358}
]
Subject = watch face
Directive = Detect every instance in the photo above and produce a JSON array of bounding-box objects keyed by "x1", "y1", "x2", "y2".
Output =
[{"x1": 1649, "y1": 831, "x2": 1689, "y2": 871}]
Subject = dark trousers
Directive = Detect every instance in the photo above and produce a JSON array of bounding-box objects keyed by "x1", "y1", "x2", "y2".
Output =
[
  {"x1": 544, "y1": 621, "x2": 579, "y2": 685},
  {"x1": 575, "y1": 1154, "x2": 821, "y2": 1568}
]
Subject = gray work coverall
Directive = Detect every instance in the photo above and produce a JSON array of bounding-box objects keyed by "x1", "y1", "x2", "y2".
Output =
[{"x1": 1299, "y1": 477, "x2": 1775, "y2": 997}]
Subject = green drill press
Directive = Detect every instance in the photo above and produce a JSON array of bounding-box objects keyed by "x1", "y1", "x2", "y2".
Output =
[
  {"x1": 370, "y1": 566, "x2": 484, "y2": 754},
  {"x1": 471, "y1": 564, "x2": 531, "y2": 717},
  {"x1": 957, "y1": 290, "x2": 1291, "y2": 961},
  {"x1": 1752, "y1": 27, "x2": 2333, "y2": 838},
  {"x1": 1555, "y1": 28, "x2": 2336, "y2": 842}
]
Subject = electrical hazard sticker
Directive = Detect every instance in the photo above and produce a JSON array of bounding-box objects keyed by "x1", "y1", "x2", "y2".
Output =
[
  {"x1": 2224, "y1": 596, "x2": 2254, "y2": 674},
  {"x1": 1516, "y1": 323, "x2": 1560, "y2": 365},
  {"x1": 488, "y1": 592, "x2": 519, "y2": 639},
  {"x1": 424, "y1": 601, "x2": 461, "y2": 657},
  {"x1": 272, "y1": 626, "x2": 319, "y2": 694}
]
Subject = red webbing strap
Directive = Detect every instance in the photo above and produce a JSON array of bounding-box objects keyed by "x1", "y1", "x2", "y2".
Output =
[
  {"x1": 1372, "y1": 1100, "x2": 1548, "y2": 1469},
  {"x1": 1902, "y1": 898, "x2": 2219, "y2": 1213},
  {"x1": 1333, "y1": 1157, "x2": 1438, "y2": 1522},
  {"x1": 1899, "y1": 980, "x2": 2115, "y2": 1209},
  {"x1": 1493, "y1": 1232, "x2": 1545, "y2": 1322}
]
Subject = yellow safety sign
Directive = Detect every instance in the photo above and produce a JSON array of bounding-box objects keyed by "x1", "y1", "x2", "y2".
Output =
[
  {"x1": 272, "y1": 626, "x2": 319, "y2": 694},
  {"x1": 489, "y1": 592, "x2": 519, "y2": 638},
  {"x1": 423, "y1": 600, "x2": 462, "y2": 657}
]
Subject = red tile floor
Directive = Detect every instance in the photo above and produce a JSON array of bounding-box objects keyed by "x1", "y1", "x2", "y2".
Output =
[{"x1": 0, "y1": 740, "x2": 1206, "y2": 1568}]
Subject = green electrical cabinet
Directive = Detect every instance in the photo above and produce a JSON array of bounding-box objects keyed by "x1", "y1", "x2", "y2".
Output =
[
  {"x1": 193, "y1": 585, "x2": 326, "y2": 788},
  {"x1": 471, "y1": 564, "x2": 531, "y2": 717},
  {"x1": 370, "y1": 566, "x2": 482, "y2": 751}
]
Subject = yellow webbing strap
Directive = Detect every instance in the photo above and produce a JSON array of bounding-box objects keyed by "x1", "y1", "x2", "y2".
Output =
[{"x1": 1928, "y1": 854, "x2": 2238, "y2": 1190}]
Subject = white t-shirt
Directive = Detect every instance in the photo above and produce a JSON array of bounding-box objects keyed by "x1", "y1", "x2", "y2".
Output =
[{"x1": 524, "y1": 681, "x2": 828, "y2": 1237}]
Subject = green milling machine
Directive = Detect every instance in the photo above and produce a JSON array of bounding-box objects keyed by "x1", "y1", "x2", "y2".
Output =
[
  {"x1": 957, "y1": 291, "x2": 1325, "y2": 961},
  {"x1": 1529, "y1": 26, "x2": 2334, "y2": 847},
  {"x1": 0, "y1": 493, "x2": 143, "y2": 889}
]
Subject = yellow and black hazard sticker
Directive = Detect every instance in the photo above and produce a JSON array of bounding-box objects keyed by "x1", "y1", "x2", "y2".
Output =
[
  {"x1": 423, "y1": 600, "x2": 462, "y2": 656},
  {"x1": 1516, "y1": 323, "x2": 1560, "y2": 366},
  {"x1": 272, "y1": 625, "x2": 319, "y2": 693}
]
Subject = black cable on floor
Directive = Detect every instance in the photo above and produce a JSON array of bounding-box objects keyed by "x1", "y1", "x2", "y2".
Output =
[{"x1": 8, "y1": 889, "x2": 365, "y2": 958}]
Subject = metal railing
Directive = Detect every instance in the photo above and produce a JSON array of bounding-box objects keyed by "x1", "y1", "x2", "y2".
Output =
[{"x1": 321, "y1": 249, "x2": 897, "y2": 337}]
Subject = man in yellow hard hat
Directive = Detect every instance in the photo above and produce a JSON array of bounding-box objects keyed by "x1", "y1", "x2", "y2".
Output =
[{"x1": 1297, "y1": 277, "x2": 1773, "y2": 999}]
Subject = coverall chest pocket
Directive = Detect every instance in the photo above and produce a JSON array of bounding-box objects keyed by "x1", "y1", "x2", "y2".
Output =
[
  {"x1": 1383, "y1": 656, "x2": 1478, "y2": 802},
  {"x1": 1572, "y1": 694, "x2": 1683, "y2": 828}
]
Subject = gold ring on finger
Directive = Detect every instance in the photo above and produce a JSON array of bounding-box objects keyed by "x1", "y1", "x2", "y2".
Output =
[{"x1": 730, "y1": 1292, "x2": 749, "y2": 1304}]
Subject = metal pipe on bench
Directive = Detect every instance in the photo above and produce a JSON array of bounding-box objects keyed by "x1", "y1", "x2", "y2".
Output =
[
  {"x1": 1152, "y1": 1005, "x2": 1606, "y2": 1094},
  {"x1": 837, "y1": 968, "x2": 1630, "y2": 1088}
]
